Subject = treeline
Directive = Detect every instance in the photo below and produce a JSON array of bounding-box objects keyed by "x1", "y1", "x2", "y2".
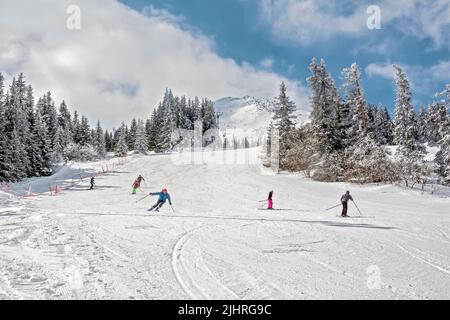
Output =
[
  {"x1": 0, "y1": 72, "x2": 219, "y2": 182},
  {"x1": 267, "y1": 59, "x2": 450, "y2": 187},
  {"x1": 109, "y1": 88, "x2": 218, "y2": 156},
  {"x1": 0, "y1": 73, "x2": 107, "y2": 182}
]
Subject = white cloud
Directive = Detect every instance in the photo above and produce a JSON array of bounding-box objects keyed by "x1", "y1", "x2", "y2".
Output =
[
  {"x1": 365, "y1": 63, "x2": 397, "y2": 79},
  {"x1": 258, "y1": 0, "x2": 450, "y2": 49},
  {"x1": 0, "y1": 0, "x2": 309, "y2": 128},
  {"x1": 260, "y1": 58, "x2": 274, "y2": 69},
  {"x1": 365, "y1": 61, "x2": 450, "y2": 95},
  {"x1": 258, "y1": 0, "x2": 367, "y2": 43}
]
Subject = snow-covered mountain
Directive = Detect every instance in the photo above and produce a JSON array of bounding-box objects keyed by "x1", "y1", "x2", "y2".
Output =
[
  {"x1": 213, "y1": 96, "x2": 307, "y2": 140},
  {"x1": 213, "y1": 96, "x2": 274, "y2": 139}
]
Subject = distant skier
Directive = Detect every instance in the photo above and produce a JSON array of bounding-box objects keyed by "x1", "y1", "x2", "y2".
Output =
[
  {"x1": 132, "y1": 175, "x2": 145, "y2": 195},
  {"x1": 340, "y1": 191, "x2": 354, "y2": 217},
  {"x1": 148, "y1": 188, "x2": 172, "y2": 212},
  {"x1": 90, "y1": 177, "x2": 95, "y2": 190},
  {"x1": 267, "y1": 190, "x2": 274, "y2": 210}
]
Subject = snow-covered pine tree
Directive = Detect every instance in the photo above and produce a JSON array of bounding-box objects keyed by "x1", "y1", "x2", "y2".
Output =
[
  {"x1": 371, "y1": 106, "x2": 386, "y2": 145},
  {"x1": 104, "y1": 130, "x2": 113, "y2": 152},
  {"x1": 425, "y1": 102, "x2": 448, "y2": 145},
  {"x1": 128, "y1": 118, "x2": 138, "y2": 150},
  {"x1": 156, "y1": 90, "x2": 177, "y2": 152},
  {"x1": 72, "y1": 110, "x2": 81, "y2": 143},
  {"x1": 58, "y1": 101, "x2": 73, "y2": 148},
  {"x1": 22, "y1": 85, "x2": 39, "y2": 176},
  {"x1": 345, "y1": 135, "x2": 393, "y2": 183},
  {"x1": 308, "y1": 58, "x2": 343, "y2": 158},
  {"x1": 416, "y1": 105, "x2": 428, "y2": 144},
  {"x1": 134, "y1": 119, "x2": 148, "y2": 154},
  {"x1": 435, "y1": 84, "x2": 450, "y2": 184},
  {"x1": 272, "y1": 82, "x2": 297, "y2": 148},
  {"x1": 94, "y1": 120, "x2": 106, "y2": 158},
  {"x1": 436, "y1": 134, "x2": 450, "y2": 185},
  {"x1": 78, "y1": 115, "x2": 92, "y2": 146},
  {"x1": 31, "y1": 108, "x2": 52, "y2": 176},
  {"x1": 393, "y1": 65, "x2": 427, "y2": 187},
  {"x1": 147, "y1": 109, "x2": 160, "y2": 151},
  {"x1": 37, "y1": 92, "x2": 59, "y2": 153},
  {"x1": 382, "y1": 107, "x2": 394, "y2": 145},
  {"x1": 201, "y1": 98, "x2": 217, "y2": 134},
  {"x1": 393, "y1": 65, "x2": 424, "y2": 154},
  {"x1": 365, "y1": 105, "x2": 376, "y2": 137},
  {"x1": 0, "y1": 73, "x2": 14, "y2": 181},
  {"x1": 115, "y1": 123, "x2": 129, "y2": 157},
  {"x1": 341, "y1": 63, "x2": 368, "y2": 138},
  {"x1": 179, "y1": 96, "x2": 191, "y2": 130},
  {"x1": 8, "y1": 74, "x2": 33, "y2": 177},
  {"x1": 2, "y1": 84, "x2": 28, "y2": 181}
]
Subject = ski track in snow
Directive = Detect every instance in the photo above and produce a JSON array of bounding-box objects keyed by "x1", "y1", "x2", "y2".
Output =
[{"x1": 0, "y1": 149, "x2": 449, "y2": 299}]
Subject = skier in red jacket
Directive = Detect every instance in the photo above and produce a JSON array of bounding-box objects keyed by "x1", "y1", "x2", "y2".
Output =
[{"x1": 131, "y1": 175, "x2": 145, "y2": 195}]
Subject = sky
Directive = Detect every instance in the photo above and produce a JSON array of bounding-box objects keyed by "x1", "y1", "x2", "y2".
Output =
[{"x1": 0, "y1": 0, "x2": 449, "y2": 128}]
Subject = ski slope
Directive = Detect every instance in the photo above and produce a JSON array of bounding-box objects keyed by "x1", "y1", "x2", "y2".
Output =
[{"x1": 0, "y1": 148, "x2": 449, "y2": 300}]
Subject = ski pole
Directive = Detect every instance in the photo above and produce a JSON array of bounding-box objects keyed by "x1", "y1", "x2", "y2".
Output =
[
  {"x1": 325, "y1": 204, "x2": 341, "y2": 211},
  {"x1": 136, "y1": 194, "x2": 151, "y2": 203},
  {"x1": 352, "y1": 201, "x2": 363, "y2": 216},
  {"x1": 170, "y1": 205, "x2": 175, "y2": 213}
]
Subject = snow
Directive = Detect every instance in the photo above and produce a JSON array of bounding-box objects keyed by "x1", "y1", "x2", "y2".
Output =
[
  {"x1": 213, "y1": 96, "x2": 306, "y2": 140},
  {"x1": 0, "y1": 148, "x2": 449, "y2": 299}
]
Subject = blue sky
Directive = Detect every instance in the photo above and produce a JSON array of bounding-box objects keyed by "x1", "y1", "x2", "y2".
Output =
[
  {"x1": 1, "y1": 0, "x2": 448, "y2": 127},
  {"x1": 122, "y1": 0, "x2": 450, "y2": 113}
]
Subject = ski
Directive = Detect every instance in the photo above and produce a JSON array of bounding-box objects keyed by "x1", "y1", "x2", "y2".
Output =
[{"x1": 257, "y1": 208, "x2": 307, "y2": 212}]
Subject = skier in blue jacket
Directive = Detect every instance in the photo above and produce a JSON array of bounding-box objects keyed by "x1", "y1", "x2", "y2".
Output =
[{"x1": 148, "y1": 188, "x2": 172, "y2": 212}]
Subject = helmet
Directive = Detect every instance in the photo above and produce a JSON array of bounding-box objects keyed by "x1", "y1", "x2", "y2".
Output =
[
  {"x1": 162, "y1": 188, "x2": 168, "y2": 193},
  {"x1": 346, "y1": 190, "x2": 350, "y2": 194}
]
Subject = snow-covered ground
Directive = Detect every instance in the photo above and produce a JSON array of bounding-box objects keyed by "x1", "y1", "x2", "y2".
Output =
[{"x1": 0, "y1": 148, "x2": 449, "y2": 300}]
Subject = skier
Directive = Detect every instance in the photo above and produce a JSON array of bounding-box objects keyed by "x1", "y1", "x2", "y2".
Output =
[
  {"x1": 267, "y1": 190, "x2": 274, "y2": 210},
  {"x1": 340, "y1": 191, "x2": 354, "y2": 217},
  {"x1": 131, "y1": 175, "x2": 145, "y2": 195},
  {"x1": 90, "y1": 177, "x2": 95, "y2": 190},
  {"x1": 148, "y1": 188, "x2": 172, "y2": 212}
]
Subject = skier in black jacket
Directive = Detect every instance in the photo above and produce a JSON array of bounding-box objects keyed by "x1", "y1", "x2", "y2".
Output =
[{"x1": 340, "y1": 191, "x2": 354, "y2": 217}]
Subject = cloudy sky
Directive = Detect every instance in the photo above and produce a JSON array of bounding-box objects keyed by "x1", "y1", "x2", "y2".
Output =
[{"x1": 0, "y1": 0, "x2": 449, "y2": 128}]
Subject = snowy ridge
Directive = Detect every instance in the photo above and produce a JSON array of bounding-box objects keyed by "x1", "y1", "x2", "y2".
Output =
[{"x1": 213, "y1": 96, "x2": 305, "y2": 140}]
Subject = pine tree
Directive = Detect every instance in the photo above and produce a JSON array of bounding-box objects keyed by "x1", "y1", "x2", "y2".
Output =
[
  {"x1": 393, "y1": 65, "x2": 427, "y2": 186},
  {"x1": 115, "y1": 123, "x2": 128, "y2": 157},
  {"x1": 0, "y1": 73, "x2": 14, "y2": 181},
  {"x1": 94, "y1": 120, "x2": 106, "y2": 157},
  {"x1": 77, "y1": 115, "x2": 91, "y2": 146},
  {"x1": 72, "y1": 110, "x2": 81, "y2": 143},
  {"x1": 308, "y1": 58, "x2": 343, "y2": 157},
  {"x1": 104, "y1": 130, "x2": 113, "y2": 152},
  {"x1": 58, "y1": 101, "x2": 73, "y2": 147},
  {"x1": 416, "y1": 105, "x2": 428, "y2": 143},
  {"x1": 128, "y1": 118, "x2": 138, "y2": 150},
  {"x1": 425, "y1": 102, "x2": 448, "y2": 145},
  {"x1": 341, "y1": 63, "x2": 368, "y2": 137},
  {"x1": 273, "y1": 82, "x2": 297, "y2": 140},
  {"x1": 345, "y1": 135, "x2": 393, "y2": 183},
  {"x1": 393, "y1": 65, "x2": 423, "y2": 154},
  {"x1": 134, "y1": 119, "x2": 148, "y2": 154},
  {"x1": 32, "y1": 108, "x2": 52, "y2": 176},
  {"x1": 37, "y1": 92, "x2": 59, "y2": 153}
]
